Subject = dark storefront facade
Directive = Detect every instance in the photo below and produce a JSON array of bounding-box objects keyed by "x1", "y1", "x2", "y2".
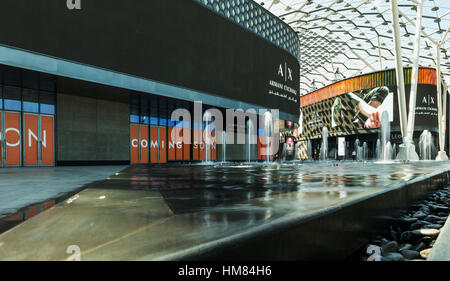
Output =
[{"x1": 0, "y1": 0, "x2": 300, "y2": 166}]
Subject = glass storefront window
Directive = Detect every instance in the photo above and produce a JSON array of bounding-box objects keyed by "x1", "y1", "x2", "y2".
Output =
[
  {"x1": 39, "y1": 91, "x2": 55, "y2": 115},
  {"x1": 0, "y1": 67, "x2": 56, "y2": 115},
  {"x1": 23, "y1": 101, "x2": 39, "y2": 113},
  {"x1": 168, "y1": 99, "x2": 176, "y2": 127},
  {"x1": 130, "y1": 114, "x2": 139, "y2": 123},
  {"x1": 150, "y1": 117, "x2": 158, "y2": 125},
  {"x1": 130, "y1": 93, "x2": 140, "y2": 123},
  {"x1": 3, "y1": 67, "x2": 21, "y2": 87},
  {"x1": 40, "y1": 104, "x2": 55, "y2": 115},
  {"x1": 3, "y1": 86, "x2": 21, "y2": 111},
  {"x1": 150, "y1": 96, "x2": 159, "y2": 126},
  {"x1": 22, "y1": 88, "x2": 39, "y2": 113},
  {"x1": 39, "y1": 73, "x2": 56, "y2": 92},
  {"x1": 22, "y1": 70, "x2": 39, "y2": 90},
  {"x1": 140, "y1": 95, "x2": 149, "y2": 124},
  {"x1": 159, "y1": 97, "x2": 167, "y2": 127},
  {"x1": 140, "y1": 116, "x2": 149, "y2": 124}
]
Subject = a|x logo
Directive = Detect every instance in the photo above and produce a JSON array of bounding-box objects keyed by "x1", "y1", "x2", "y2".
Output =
[{"x1": 287, "y1": 67, "x2": 293, "y2": 81}]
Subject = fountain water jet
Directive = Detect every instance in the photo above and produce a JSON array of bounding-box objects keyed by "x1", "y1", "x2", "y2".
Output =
[
  {"x1": 379, "y1": 111, "x2": 393, "y2": 161},
  {"x1": 264, "y1": 112, "x2": 272, "y2": 163},
  {"x1": 203, "y1": 111, "x2": 212, "y2": 163},
  {"x1": 246, "y1": 118, "x2": 254, "y2": 162},
  {"x1": 419, "y1": 130, "x2": 436, "y2": 160},
  {"x1": 222, "y1": 130, "x2": 227, "y2": 163},
  {"x1": 320, "y1": 127, "x2": 328, "y2": 160},
  {"x1": 307, "y1": 140, "x2": 312, "y2": 160},
  {"x1": 376, "y1": 139, "x2": 381, "y2": 160},
  {"x1": 363, "y1": 142, "x2": 368, "y2": 161}
]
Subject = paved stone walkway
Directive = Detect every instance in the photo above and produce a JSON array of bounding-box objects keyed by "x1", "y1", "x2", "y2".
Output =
[{"x1": 0, "y1": 166, "x2": 128, "y2": 219}]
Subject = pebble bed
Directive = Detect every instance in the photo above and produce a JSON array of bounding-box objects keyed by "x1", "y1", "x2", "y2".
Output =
[{"x1": 361, "y1": 185, "x2": 450, "y2": 261}]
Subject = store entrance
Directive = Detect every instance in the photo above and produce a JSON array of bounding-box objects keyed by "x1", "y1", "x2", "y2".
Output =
[
  {"x1": 1, "y1": 111, "x2": 54, "y2": 167},
  {"x1": 130, "y1": 124, "x2": 167, "y2": 164},
  {"x1": 23, "y1": 113, "x2": 54, "y2": 166}
]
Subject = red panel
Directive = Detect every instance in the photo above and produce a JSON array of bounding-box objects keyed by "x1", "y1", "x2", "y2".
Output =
[
  {"x1": 168, "y1": 126, "x2": 176, "y2": 161},
  {"x1": 130, "y1": 124, "x2": 139, "y2": 164},
  {"x1": 159, "y1": 127, "x2": 167, "y2": 163},
  {"x1": 140, "y1": 125, "x2": 149, "y2": 164},
  {"x1": 175, "y1": 126, "x2": 183, "y2": 161},
  {"x1": 24, "y1": 114, "x2": 38, "y2": 165},
  {"x1": 150, "y1": 126, "x2": 159, "y2": 163},
  {"x1": 41, "y1": 115, "x2": 54, "y2": 165},
  {"x1": 5, "y1": 112, "x2": 21, "y2": 166},
  {"x1": 183, "y1": 127, "x2": 190, "y2": 160}
]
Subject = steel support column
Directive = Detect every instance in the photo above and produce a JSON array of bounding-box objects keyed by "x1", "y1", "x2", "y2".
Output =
[
  {"x1": 390, "y1": 0, "x2": 408, "y2": 140},
  {"x1": 390, "y1": 0, "x2": 418, "y2": 160},
  {"x1": 405, "y1": 0, "x2": 424, "y2": 155},
  {"x1": 436, "y1": 43, "x2": 448, "y2": 160}
]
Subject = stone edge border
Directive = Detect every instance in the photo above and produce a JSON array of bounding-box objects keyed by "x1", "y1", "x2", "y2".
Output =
[
  {"x1": 150, "y1": 166, "x2": 450, "y2": 261},
  {"x1": 428, "y1": 213, "x2": 450, "y2": 261}
]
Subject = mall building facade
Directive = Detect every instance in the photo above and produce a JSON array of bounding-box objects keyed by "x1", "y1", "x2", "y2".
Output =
[
  {"x1": 291, "y1": 67, "x2": 446, "y2": 160},
  {"x1": 0, "y1": 0, "x2": 300, "y2": 167}
]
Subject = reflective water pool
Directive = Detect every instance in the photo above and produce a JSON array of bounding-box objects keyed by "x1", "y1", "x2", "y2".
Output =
[{"x1": 0, "y1": 161, "x2": 448, "y2": 260}]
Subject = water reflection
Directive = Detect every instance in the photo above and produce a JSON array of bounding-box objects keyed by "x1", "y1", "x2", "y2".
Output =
[{"x1": 105, "y1": 161, "x2": 450, "y2": 215}]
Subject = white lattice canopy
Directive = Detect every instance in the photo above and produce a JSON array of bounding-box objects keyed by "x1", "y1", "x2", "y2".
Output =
[{"x1": 258, "y1": 0, "x2": 450, "y2": 96}]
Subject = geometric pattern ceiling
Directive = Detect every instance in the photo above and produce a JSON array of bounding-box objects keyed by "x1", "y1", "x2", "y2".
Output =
[{"x1": 258, "y1": 0, "x2": 450, "y2": 96}]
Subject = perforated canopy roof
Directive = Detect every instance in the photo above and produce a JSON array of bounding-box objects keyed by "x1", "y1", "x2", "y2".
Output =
[{"x1": 258, "y1": 0, "x2": 450, "y2": 96}]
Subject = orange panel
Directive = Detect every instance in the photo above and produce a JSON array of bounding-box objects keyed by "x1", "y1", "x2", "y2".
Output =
[
  {"x1": 199, "y1": 129, "x2": 205, "y2": 161},
  {"x1": 24, "y1": 114, "x2": 38, "y2": 165},
  {"x1": 175, "y1": 126, "x2": 183, "y2": 161},
  {"x1": 159, "y1": 127, "x2": 167, "y2": 163},
  {"x1": 140, "y1": 125, "x2": 149, "y2": 164},
  {"x1": 150, "y1": 126, "x2": 159, "y2": 163},
  {"x1": 192, "y1": 128, "x2": 199, "y2": 160},
  {"x1": 0, "y1": 112, "x2": 2, "y2": 166},
  {"x1": 168, "y1": 126, "x2": 175, "y2": 161},
  {"x1": 5, "y1": 112, "x2": 21, "y2": 166},
  {"x1": 25, "y1": 205, "x2": 40, "y2": 219},
  {"x1": 41, "y1": 115, "x2": 54, "y2": 165},
  {"x1": 42, "y1": 200, "x2": 55, "y2": 211},
  {"x1": 183, "y1": 127, "x2": 190, "y2": 161},
  {"x1": 130, "y1": 124, "x2": 139, "y2": 164}
]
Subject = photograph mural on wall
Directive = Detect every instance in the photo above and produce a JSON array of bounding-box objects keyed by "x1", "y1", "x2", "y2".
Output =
[
  {"x1": 331, "y1": 86, "x2": 394, "y2": 129},
  {"x1": 299, "y1": 68, "x2": 440, "y2": 140},
  {"x1": 301, "y1": 84, "x2": 438, "y2": 139}
]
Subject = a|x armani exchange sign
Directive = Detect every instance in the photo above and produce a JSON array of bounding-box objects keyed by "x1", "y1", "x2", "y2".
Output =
[{"x1": 67, "y1": 0, "x2": 81, "y2": 10}]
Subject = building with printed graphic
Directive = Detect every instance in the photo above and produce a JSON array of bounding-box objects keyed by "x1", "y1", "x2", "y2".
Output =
[{"x1": 290, "y1": 67, "x2": 447, "y2": 160}]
